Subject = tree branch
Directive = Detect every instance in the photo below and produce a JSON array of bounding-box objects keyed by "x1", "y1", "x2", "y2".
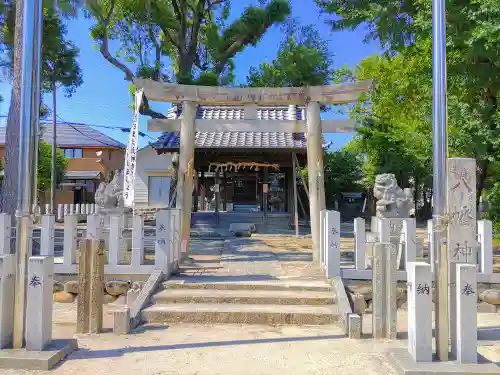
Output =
[
  {"x1": 98, "y1": 0, "x2": 135, "y2": 81},
  {"x1": 214, "y1": 39, "x2": 244, "y2": 73},
  {"x1": 139, "y1": 95, "x2": 167, "y2": 119}
]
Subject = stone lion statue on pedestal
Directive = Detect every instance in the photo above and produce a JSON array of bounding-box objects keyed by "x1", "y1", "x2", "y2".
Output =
[
  {"x1": 373, "y1": 173, "x2": 413, "y2": 218},
  {"x1": 95, "y1": 169, "x2": 124, "y2": 209}
]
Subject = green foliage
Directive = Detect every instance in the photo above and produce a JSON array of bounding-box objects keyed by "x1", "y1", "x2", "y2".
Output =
[
  {"x1": 247, "y1": 24, "x2": 333, "y2": 87},
  {"x1": 37, "y1": 141, "x2": 67, "y2": 193},
  {"x1": 323, "y1": 150, "x2": 363, "y2": 200},
  {"x1": 85, "y1": 0, "x2": 291, "y2": 87},
  {"x1": 318, "y1": 0, "x2": 500, "y2": 207},
  {"x1": 41, "y1": 9, "x2": 83, "y2": 96},
  {"x1": 1, "y1": 1, "x2": 83, "y2": 94}
]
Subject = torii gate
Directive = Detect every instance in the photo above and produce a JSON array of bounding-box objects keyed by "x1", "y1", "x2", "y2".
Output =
[{"x1": 133, "y1": 79, "x2": 371, "y2": 263}]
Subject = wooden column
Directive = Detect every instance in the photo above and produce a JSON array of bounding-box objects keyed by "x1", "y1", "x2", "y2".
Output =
[
  {"x1": 193, "y1": 171, "x2": 199, "y2": 212},
  {"x1": 263, "y1": 167, "x2": 269, "y2": 224},
  {"x1": 306, "y1": 101, "x2": 324, "y2": 262},
  {"x1": 223, "y1": 171, "x2": 227, "y2": 211},
  {"x1": 292, "y1": 154, "x2": 299, "y2": 237},
  {"x1": 200, "y1": 170, "x2": 205, "y2": 211},
  {"x1": 215, "y1": 171, "x2": 220, "y2": 224},
  {"x1": 175, "y1": 101, "x2": 197, "y2": 259}
]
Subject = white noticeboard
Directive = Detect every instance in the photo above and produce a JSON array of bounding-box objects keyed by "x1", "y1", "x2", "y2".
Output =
[{"x1": 123, "y1": 90, "x2": 143, "y2": 208}]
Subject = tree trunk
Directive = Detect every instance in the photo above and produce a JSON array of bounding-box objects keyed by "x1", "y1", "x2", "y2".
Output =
[
  {"x1": 51, "y1": 81, "x2": 57, "y2": 214},
  {"x1": 0, "y1": 0, "x2": 24, "y2": 214}
]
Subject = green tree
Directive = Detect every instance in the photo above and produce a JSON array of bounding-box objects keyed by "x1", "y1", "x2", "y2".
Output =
[
  {"x1": 0, "y1": 0, "x2": 83, "y2": 214},
  {"x1": 85, "y1": 0, "x2": 291, "y2": 91},
  {"x1": 323, "y1": 150, "x2": 363, "y2": 205},
  {"x1": 41, "y1": 9, "x2": 83, "y2": 212},
  {"x1": 246, "y1": 24, "x2": 333, "y2": 87},
  {"x1": 317, "y1": 0, "x2": 500, "y2": 206},
  {"x1": 36, "y1": 140, "x2": 68, "y2": 203}
]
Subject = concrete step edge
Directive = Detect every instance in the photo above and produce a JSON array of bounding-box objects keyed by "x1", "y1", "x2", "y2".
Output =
[{"x1": 152, "y1": 289, "x2": 336, "y2": 305}]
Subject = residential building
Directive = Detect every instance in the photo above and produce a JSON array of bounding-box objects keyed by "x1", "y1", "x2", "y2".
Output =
[{"x1": 0, "y1": 122, "x2": 125, "y2": 205}]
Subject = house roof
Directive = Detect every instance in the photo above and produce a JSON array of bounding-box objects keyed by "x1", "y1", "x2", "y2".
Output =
[
  {"x1": 64, "y1": 170, "x2": 101, "y2": 180},
  {"x1": 0, "y1": 122, "x2": 125, "y2": 148},
  {"x1": 153, "y1": 105, "x2": 307, "y2": 150}
]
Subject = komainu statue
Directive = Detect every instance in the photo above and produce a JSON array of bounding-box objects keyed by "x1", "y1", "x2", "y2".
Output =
[
  {"x1": 373, "y1": 173, "x2": 413, "y2": 218},
  {"x1": 95, "y1": 169, "x2": 124, "y2": 209}
]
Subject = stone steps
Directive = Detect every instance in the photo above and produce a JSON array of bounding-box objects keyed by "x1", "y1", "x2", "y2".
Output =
[
  {"x1": 141, "y1": 303, "x2": 338, "y2": 325},
  {"x1": 161, "y1": 279, "x2": 334, "y2": 292},
  {"x1": 152, "y1": 288, "x2": 335, "y2": 305},
  {"x1": 142, "y1": 279, "x2": 338, "y2": 326}
]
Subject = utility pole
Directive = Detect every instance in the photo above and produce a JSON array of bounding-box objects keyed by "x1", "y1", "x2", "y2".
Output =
[
  {"x1": 51, "y1": 80, "x2": 57, "y2": 214},
  {"x1": 12, "y1": 0, "x2": 43, "y2": 349},
  {"x1": 432, "y1": 0, "x2": 450, "y2": 361}
]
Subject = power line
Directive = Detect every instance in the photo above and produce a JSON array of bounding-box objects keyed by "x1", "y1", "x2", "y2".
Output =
[{"x1": 1, "y1": 112, "x2": 161, "y2": 152}]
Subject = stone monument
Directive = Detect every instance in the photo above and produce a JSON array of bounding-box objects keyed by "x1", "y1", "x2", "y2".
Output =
[
  {"x1": 95, "y1": 170, "x2": 130, "y2": 214},
  {"x1": 373, "y1": 173, "x2": 413, "y2": 219},
  {"x1": 372, "y1": 174, "x2": 415, "y2": 269}
]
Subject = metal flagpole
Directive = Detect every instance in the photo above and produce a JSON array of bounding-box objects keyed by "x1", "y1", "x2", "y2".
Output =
[
  {"x1": 432, "y1": 0, "x2": 450, "y2": 361},
  {"x1": 13, "y1": 0, "x2": 43, "y2": 348}
]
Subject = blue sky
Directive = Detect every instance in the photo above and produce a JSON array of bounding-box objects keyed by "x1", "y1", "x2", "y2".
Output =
[{"x1": 0, "y1": 0, "x2": 381, "y2": 149}]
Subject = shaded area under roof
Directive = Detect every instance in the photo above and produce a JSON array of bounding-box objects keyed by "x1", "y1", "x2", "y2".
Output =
[
  {"x1": 64, "y1": 170, "x2": 101, "y2": 179},
  {"x1": 0, "y1": 123, "x2": 125, "y2": 148}
]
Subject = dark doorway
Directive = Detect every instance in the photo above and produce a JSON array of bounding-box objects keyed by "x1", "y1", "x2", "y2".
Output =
[{"x1": 232, "y1": 175, "x2": 257, "y2": 205}]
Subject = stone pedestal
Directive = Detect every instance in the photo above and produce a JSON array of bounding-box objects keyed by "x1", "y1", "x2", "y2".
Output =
[
  {"x1": 354, "y1": 218, "x2": 366, "y2": 270},
  {"x1": 108, "y1": 215, "x2": 122, "y2": 265},
  {"x1": 86, "y1": 214, "x2": 102, "y2": 240},
  {"x1": 385, "y1": 243, "x2": 398, "y2": 339},
  {"x1": 63, "y1": 215, "x2": 77, "y2": 266},
  {"x1": 456, "y1": 264, "x2": 477, "y2": 364},
  {"x1": 325, "y1": 210, "x2": 340, "y2": 278},
  {"x1": 407, "y1": 262, "x2": 432, "y2": 362},
  {"x1": 477, "y1": 220, "x2": 493, "y2": 274},
  {"x1": 155, "y1": 210, "x2": 171, "y2": 275},
  {"x1": 0, "y1": 254, "x2": 15, "y2": 348},
  {"x1": 112, "y1": 307, "x2": 130, "y2": 335},
  {"x1": 76, "y1": 240, "x2": 91, "y2": 334},
  {"x1": 372, "y1": 243, "x2": 385, "y2": 339},
  {"x1": 26, "y1": 256, "x2": 53, "y2": 351},
  {"x1": 40, "y1": 215, "x2": 55, "y2": 256},
  {"x1": 131, "y1": 215, "x2": 144, "y2": 266},
  {"x1": 0, "y1": 214, "x2": 11, "y2": 255},
  {"x1": 89, "y1": 240, "x2": 104, "y2": 334},
  {"x1": 372, "y1": 242, "x2": 398, "y2": 339}
]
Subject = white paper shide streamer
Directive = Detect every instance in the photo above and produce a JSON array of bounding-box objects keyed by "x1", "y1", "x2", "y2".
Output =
[{"x1": 123, "y1": 89, "x2": 143, "y2": 207}]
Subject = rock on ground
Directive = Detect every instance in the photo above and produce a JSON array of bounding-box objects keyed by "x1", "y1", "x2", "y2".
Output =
[
  {"x1": 54, "y1": 291, "x2": 76, "y2": 303},
  {"x1": 64, "y1": 280, "x2": 79, "y2": 294},
  {"x1": 479, "y1": 289, "x2": 500, "y2": 305},
  {"x1": 105, "y1": 280, "x2": 131, "y2": 296}
]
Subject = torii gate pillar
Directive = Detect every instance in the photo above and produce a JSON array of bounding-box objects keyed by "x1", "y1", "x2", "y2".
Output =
[
  {"x1": 176, "y1": 101, "x2": 197, "y2": 259},
  {"x1": 306, "y1": 102, "x2": 326, "y2": 263}
]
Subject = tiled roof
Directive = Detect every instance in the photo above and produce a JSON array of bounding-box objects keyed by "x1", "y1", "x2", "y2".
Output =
[
  {"x1": 154, "y1": 105, "x2": 307, "y2": 150},
  {"x1": 0, "y1": 123, "x2": 125, "y2": 148},
  {"x1": 64, "y1": 170, "x2": 101, "y2": 179}
]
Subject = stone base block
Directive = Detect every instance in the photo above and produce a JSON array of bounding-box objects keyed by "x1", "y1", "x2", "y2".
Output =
[
  {"x1": 113, "y1": 307, "x2": 131, "y2": 335},
  {"x1": 0, "y1": 339, "x2": 77, "y2": 370},
  {"x1": 385, "y1": 348, "x2": 500, "y2": 375}
]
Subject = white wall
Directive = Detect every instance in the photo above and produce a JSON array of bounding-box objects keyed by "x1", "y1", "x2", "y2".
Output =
[{"x1": 134, "y1": 147, "x2": 174, "y2": 207}]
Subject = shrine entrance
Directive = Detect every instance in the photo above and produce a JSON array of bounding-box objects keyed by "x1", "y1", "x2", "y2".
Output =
[{"x1": 231, "y1": 173, "x2": 257, "y2": 206}]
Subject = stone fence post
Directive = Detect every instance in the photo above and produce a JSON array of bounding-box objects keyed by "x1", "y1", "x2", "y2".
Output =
[
  {"x1": 40, "y1": 215, "x2": 55, "y2": 256},
  {"x1": 477, "y1": 220, "x2": 493, "y2": 275},
  {"x1": 354, "y1": 217, "x2": 366, "y2": 270},
  {"x1": 0, "y1": 254, "x2": 15, "y2": 348},
  {"x1": 26, "y1": 256, "x2": 53, "y2": 351}
]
